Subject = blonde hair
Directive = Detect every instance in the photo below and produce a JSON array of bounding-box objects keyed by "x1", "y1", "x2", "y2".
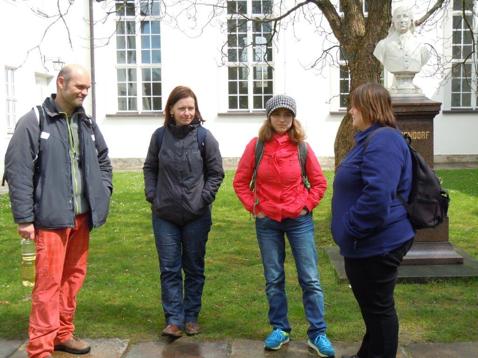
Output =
[{"x1": 258, "y1": 117, "x2": 306, "y2": 143}]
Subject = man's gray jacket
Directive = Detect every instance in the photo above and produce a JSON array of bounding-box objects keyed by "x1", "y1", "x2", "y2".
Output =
[{"x1": 4, "y1": 96, "x2": 113, "y2": 229}]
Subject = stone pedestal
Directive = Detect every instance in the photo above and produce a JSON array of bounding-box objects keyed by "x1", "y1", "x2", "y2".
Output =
[{"x1": 392, "y1": 95, "x2": 464, "y2": 265}]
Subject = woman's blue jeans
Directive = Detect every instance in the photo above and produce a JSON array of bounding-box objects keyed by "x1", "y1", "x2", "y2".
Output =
[
  {"x1": 255, "y1": 213, "x2": 327, "y2": 339},
  {"x1": 152, "y1": 209, "x2": 211, "y2": 327}
]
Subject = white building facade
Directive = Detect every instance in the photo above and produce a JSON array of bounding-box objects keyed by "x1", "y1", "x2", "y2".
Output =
[{"x1": 1, "y1": 0, "x2": 477, "y2": 175}]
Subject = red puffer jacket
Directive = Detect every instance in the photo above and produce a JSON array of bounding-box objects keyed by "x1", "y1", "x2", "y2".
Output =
[{"x1": 233, "y1": 133, "x2": 327, "y2": 222}]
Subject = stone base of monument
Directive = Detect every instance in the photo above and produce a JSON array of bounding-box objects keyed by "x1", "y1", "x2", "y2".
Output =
[
  {"x1": 402, "y1": 218, "x2": 464, "y2": 265},
  {"x1": 326, "y1": 247, "x2": 478, "y2": 283}
]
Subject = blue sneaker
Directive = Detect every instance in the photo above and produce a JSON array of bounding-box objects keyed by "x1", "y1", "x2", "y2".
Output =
[
  {"x1": 264, "y1": 329, "x2": 289, "y2": 350},
  {"x1": 307, "y1": 334, "x2": 335, "y2": 357}
]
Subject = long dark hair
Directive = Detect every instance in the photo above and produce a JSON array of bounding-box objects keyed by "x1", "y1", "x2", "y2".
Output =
[
  {"x1": 163, "y1": 86, "x2": 204, "y2": 125},
  {"x1": 350, "y1": 83, "x2": 397, "y2": 128}
]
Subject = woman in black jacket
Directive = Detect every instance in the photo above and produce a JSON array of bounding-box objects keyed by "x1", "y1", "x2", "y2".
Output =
[{"x1": 143, "y1": 86, "x2": 224, "y2": 338}]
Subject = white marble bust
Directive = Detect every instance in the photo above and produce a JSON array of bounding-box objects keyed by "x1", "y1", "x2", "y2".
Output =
[{"x1": 373, "y1": 7, "x2": 431, "y2": 95}]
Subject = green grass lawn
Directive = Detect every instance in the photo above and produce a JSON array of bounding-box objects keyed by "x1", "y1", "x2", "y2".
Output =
[{"x1": 0, "y1": 169, "x2": 477, "y2": 344}]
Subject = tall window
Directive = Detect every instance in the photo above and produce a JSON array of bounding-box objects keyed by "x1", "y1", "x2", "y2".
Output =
[
  {"x1": 451, "y1": 0, "x2": 477, "y2": 109},
  {"x1": 115, "y1": 0, "x2": 162, "y2": 112},
  {"x1": 5, "y1": 67, "x2": 16, "y2": 132},
  {"x1": 227, "y1": 0, "x2": 273, "y2": 110}
]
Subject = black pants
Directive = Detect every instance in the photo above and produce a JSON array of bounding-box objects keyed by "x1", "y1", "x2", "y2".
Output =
[{"x1": 344, "y1": 239, "x2": 413, "y2": 358}]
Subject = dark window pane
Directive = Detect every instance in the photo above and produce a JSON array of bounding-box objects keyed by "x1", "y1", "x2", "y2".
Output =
[
  {"x1": 253, "y1": 96, "x2": 262, "y2": 108},
  {"x1": 340, "y1": 80, "x2": 349, "y2": 93},
  {"x1": 227, "y1": 2, "x2": 235, "y2": 14},
  {"x1": 152, "y1": 83, "x2": 161, "y2": 95},
  {"x1": 128, "y1": 98, "x2": 137, "y2": 111},
  {"x1": 153, "y1": 97, "x2": 161, "y2": 110},
  {"x1": 228, "y1": 49, "x2": 237, "y2": 62},
  {"x1": 239, "y1": 81, "x2": 248, "y2": 94},
  {"x1": 228, "y1": 67, "x2": 238, "y2": 79},
  {"x1": 252, "y1": 1, "x2": 261, "y2": 14},
  {"x1": 229, "y1": 81, "x2": 238, "y2": 94},
  {"x1": 126, "y1": 21, "x2": 135, "y2": 34},
  {"x1": 463, "y1": 30, "x2": 472, "y2": 44},
  {"x1": 451, "y1": 93, "x2": 461, "y2": 106},
  {"x1": 451, "y1": 78, "x2": 461, "y2": 92},
  {"x1": 263, "y1": 1, "x2": 272, "y2": 14},
  {"x1": 126, "y1": 3, "x2": 135, "y2": 16},
  {"x1": 239, "y1": 67, "x2": 248, "y2": 80},
  {"x1": 229, "y1": 96, "x2": 238, "y2": 109},
  {"x1": 239, "y1": 96, "x2": 248, "y2": 109},
  {"x1": 238, "y1": 1, "x2": 247, "y2": 14},
  {"x1": 127, "y1": 51, "x2": 136, "y2": 64},
  {"x1": 143, "y1": 83, "x2": 152, "y2": 96},
  {"x1": 462, "y1": 93, "x2": 471, "y2": 106},
  {"x1": 453, "y1": 15, "x2": 462, "y2": 28},
  {"x1": 452, "y1": 30, "x2": 461, "y2": 44}
]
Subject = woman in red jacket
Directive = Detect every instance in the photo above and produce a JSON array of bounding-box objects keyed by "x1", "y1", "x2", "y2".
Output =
[{"x1": 233, "y1": 95, "x2": 334, "y2": 357}]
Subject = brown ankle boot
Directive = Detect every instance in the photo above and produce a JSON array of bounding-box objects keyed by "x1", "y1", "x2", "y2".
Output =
[{"x1": 54, "y1": 336, "x2": 91, "y2": 354}]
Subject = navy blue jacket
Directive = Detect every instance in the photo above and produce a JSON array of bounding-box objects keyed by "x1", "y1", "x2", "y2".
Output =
[
  {"x1": 331, "y1": 124, "x2": 414, "y2": 258},
  {"x1": 143, "y1": 122, "x2": 224, "y2": 226}
]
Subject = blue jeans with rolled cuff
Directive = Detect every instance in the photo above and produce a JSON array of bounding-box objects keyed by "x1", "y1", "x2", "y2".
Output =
[
  {"x1": 152, "y1": 209, "x2": 211, "y2": 327},
  {"x1": 255, "y1": 213, "x2": 327, "y2": 339}
]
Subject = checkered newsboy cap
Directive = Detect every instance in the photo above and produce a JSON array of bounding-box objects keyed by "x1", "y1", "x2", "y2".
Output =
[{"x1": 265, "y1": 95, "x2": 297, "y2": 118}]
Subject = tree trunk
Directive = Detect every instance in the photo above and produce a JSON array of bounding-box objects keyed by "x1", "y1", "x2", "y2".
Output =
[{"x1": 332, "y1": 0, "x2": 392, "y2": 168}]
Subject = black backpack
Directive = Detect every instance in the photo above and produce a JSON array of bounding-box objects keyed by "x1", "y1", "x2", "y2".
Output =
[
  {"x1": 366, "y1": 128, "x2": 450, "y2": 230},
  {"x1": 249, "y1": 139, "x2": 310, "y2": 191}
]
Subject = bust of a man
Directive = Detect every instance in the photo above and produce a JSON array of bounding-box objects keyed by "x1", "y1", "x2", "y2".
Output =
[{"x1": 373, "y1": 7, "x2": 431, "y2": 95}]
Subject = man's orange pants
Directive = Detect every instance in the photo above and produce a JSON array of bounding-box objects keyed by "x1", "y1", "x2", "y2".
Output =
[{"x1": 26, "y1": 214, "x2": 89, "y2": 358}]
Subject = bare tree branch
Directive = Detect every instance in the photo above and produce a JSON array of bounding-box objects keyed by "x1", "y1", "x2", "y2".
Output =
[
  {"x1": 310, "y1": 0, "x2": 343, "y2": 42},
  {"x1": 415, "y1": 0, "x2": 448, "y2": 26}
]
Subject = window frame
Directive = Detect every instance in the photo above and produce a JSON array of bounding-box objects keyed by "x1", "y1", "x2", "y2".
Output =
[
  {"x1": 5, "y1": 66, "x2": 16, "y2": 133},
  {"x1": 115, "y1": 0, "x2": 162, "y2": 113},
  {"x1": 449, "y1": 0, "x2": 477, "y2": 110},
  {"x1": 226, "y1": 0, "x2": 274, "y2": 112}
]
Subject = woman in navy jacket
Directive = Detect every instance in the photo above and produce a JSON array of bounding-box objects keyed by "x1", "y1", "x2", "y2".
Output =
[{"x1": 331, "y1": 83, "x2": 414, "y2": 358}]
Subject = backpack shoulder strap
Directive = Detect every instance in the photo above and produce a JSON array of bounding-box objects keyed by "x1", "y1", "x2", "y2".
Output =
[
  {"x1": 249, "y1": 138, "x2": 264, "y2": 191},
  {"x1": 298, "y1": 141, "x2": 311, "y2": 190},
  {"x1": 197, "y1": 125, "x2": 207, "y2": 159},
  {"x1": 33, "y1": 105, "x2": 45, "y2": 131},
  {"x1": 156, "y1": 126, "x2": 165, "y2": 150}
]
